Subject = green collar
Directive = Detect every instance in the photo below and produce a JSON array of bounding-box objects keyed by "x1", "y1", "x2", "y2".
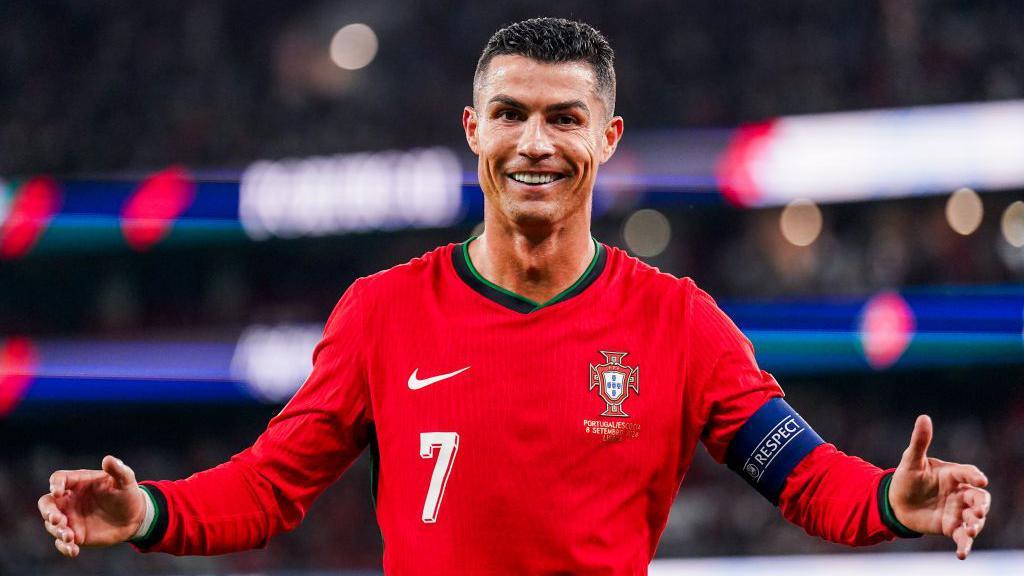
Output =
[{"x1": 452, "y1": 236, "x2": 607, "y2": 314}]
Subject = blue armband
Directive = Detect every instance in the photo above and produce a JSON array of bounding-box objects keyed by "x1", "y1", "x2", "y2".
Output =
[{"x1": 725, "y1": 397, "x2": 824, "y2": 505}]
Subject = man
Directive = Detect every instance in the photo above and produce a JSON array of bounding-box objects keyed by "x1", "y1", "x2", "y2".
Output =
[{"x1": 39, "y1": 18, "x2": 990, "y2": 574}]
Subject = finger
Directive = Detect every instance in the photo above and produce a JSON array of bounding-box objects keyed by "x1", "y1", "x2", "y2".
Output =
[
  {"x1": 962, "y1": 512, "x2": 986, "y2": 538},
  {"x1": 963, "y1": 486, "x2": 992, "y2": 513},
  {"x1": 54, "y1": 538, "x2": 80, "y2": 558},
  {"x1": 101, "y1": 455, "x2": 136, "y2": 489},
  {"x1": 962, "y1": 487, "x2": 991, "y2": 537},
  {"x1": 901, "y1": 414, "x2": 932, "y2": 469},
  {"x1": 950, "y1": 465, "x2": 989, "y2": 488},
  {"x1": 954, "y1": 526, "x2": 974, "y2": 560},
  {"x1": 38, "y1": 493, "x2": 65, "y2": 525},
  {"x1": 43, "y1": 519, "x2": 64, "y2": 540},
  {"x1": 49, "y1": 469, "x2": 107, "y2": 498}
]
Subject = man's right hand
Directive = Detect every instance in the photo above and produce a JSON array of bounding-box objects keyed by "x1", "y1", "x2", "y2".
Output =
[{"x1": 37, "y1": 455, "x2": 147, "y2": 558}]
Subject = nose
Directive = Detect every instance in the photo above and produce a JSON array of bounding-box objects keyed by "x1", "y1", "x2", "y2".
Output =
[{"x1": 516, "y1": 116, "x2": 555, "y2": 160}]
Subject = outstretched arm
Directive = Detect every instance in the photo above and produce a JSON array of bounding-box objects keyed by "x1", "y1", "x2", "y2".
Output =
[
  {"x1": 38, "y1": 279, "x2": 375, "y2": 557},
  {"x1": 689, "y1": 282, "x2": 992, "y2": 557}
]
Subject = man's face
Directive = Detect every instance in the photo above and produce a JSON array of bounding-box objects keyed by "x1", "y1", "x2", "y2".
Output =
[{"x1": 463, "y1": 55, "x2": 623, "y2": 232}]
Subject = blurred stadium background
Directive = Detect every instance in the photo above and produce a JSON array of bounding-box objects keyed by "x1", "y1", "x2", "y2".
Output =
[{"x1": 2, "y1": 1, "x2": 1023, "y2": 574}]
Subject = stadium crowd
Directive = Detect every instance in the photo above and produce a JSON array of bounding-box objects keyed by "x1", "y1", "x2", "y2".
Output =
[{"x1": 1, "y1": 1, "x2": 1022, "y2": 176}]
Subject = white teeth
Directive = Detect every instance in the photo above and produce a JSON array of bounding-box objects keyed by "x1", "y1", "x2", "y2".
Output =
[{"x1": 510, "y1": 172, "x2": 558, "y2": 185}]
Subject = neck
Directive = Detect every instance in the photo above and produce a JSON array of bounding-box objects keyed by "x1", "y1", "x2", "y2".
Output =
[{"x1": 468, "y1": 221, "x2": 595, "y2": 305}]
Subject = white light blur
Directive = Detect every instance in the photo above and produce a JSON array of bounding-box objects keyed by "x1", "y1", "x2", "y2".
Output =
[
  {"x1": 230, "y1": 324, "x2": 322, "y2": 402},
  {"x1": 239, "y1": 147, "x2": 463, "y2": 240},
  {"x1": 623, "y1": 209, "x2": 671, "y2": 257},
  {"x1": 945, "y1": 187, "x2": 984, "y2": 236},
  {"x1": 329, "y1": 23, "x2": 378, "y2": 70},
  {"x1": 779, "y1": 199, "x2": 822, "y2": 246},
  {"x1": 729, "y1": 100, "x2": 1024, "y2": 207},
  {"x1": 1002, "y1": 201, "x2": 1024, "y2": 247}
]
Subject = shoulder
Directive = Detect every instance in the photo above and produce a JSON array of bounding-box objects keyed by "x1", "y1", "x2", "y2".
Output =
[
  {"x1": 341, "y1": 243, "x2": 455, "y2": 306},
  {"x1": 602, "y1": 243, "x2": 699, "y2": 301},
  {"x1": 322, "y1": 243, "x2": 454, "y2": 335}
]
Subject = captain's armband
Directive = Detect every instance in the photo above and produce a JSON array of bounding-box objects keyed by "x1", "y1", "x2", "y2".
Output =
[{"x1": 725, "y1": 398, "x2": 824, "y2": 505}]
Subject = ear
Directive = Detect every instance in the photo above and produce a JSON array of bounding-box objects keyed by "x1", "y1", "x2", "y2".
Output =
[
  {"x1": 463, "y1": 106, "x2": 480, "y2": 155},
  {"x1": 599, "y1": 116, "x2": 624, "y2": 164}
]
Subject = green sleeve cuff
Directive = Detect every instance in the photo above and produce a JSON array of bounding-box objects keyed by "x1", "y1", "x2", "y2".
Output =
[
  {"x1": 878, "y1": 471, "x2": 923, "y2": 538},
  {"x1": 130, "y1": 484, "x2": 169, "y2": 548}
]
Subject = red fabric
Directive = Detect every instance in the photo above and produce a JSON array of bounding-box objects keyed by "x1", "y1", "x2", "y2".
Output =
[
  {"x1": 137, "y1": 278, "x2": 374, "y2": 555},
  {"x1": 778, "y1": 445, "x2": 897, "y2": 545},
  {"x1": 136, "y1": 243, "x2": 895, "y2": 571}
]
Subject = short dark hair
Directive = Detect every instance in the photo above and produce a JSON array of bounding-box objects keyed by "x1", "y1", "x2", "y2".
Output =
[{"x1": 474, "y1": 18, "x2": 616, "y2": 117}]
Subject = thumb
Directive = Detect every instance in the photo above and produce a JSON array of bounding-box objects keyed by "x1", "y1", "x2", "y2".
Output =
[
  {"x1": 101, "y1": 455, "x2": 137, "y2": 489},
  {"x1": 900, "y1": 414, "x2": 932, "y2": 471}
]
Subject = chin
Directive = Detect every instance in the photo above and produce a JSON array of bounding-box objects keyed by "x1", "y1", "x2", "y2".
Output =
[{"x1": 505, "y1": 199, "x2": 562, "y2": 228}]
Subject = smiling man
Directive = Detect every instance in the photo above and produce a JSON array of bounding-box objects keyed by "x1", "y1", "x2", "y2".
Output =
[{"x1": 38, "y1": 18, "x2": 990, "y2": 575}]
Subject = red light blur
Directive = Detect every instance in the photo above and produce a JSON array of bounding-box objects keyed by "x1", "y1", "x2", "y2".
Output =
[
  {"x1": 716, "y1": 121, "x2": 775, "y2": 208},
  {"x1": 0, "y1": 177, "x2": 61, "y2": 260},
  {"x1": 0, "y1": 337, "x2": 37, "y2": 418},
  {"x1": 859, "y1": 292, "x2": 916, "y2": 370},
  {"x1": 121, "y1": 166, "x2": 196, "y2": 251}
]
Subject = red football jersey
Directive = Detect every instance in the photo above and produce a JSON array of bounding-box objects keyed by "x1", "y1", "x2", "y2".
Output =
[{"x1": 137, "y1": 241, "x2": 897, "y2": 574}]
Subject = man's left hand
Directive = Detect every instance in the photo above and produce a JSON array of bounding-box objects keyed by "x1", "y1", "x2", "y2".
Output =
[{"x1": 890, "y1": 414, "x2": 992, "y2": 560}]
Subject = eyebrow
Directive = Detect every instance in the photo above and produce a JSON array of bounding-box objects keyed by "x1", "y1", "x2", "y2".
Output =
[{"x1": 487, "y1": 94, "x2": 590, "y2": 116}]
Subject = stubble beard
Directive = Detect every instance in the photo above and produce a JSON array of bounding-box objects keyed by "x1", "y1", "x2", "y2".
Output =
[{"x1": 491, "y1": 183, "x2": 591, "y2": 241}]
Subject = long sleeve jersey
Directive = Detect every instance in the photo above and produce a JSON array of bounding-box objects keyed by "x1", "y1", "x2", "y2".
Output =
[{"x1": 134, "y1": 241, "x2": 906, "y2": 574}]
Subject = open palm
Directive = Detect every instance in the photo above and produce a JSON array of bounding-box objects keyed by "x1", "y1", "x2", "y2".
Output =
[{"x1": 889, "y1": 415, "x2": 991, "y2": 559}]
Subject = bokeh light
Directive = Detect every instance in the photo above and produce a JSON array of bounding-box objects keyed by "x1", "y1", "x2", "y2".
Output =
[
  {"x1": 0, "y1": 337, "x2": 37, "y2": 417},
  {"x1": 779, "y1": 199, "x2": 822, "y2": 246},
  {"x1": 329, "y1": 23, "x2": 378, "y2": 71},
  {"x1": 945, "y1": 187, "x2": 983, "y2": 236},
  {"x1": 1000, "y1": 201, "x2": 1024, "y2": 248},
  {"x1": 858, "y1": 291, "x2": 915, "y2": 370},
  {"x1": 623, "y1": 209, "x2": 671, "y2": 257},
  {"x1": 0, "y1": 176, "x2": 61, "y2": 260},
  {"x1": 121, "y1": 166, "x2": 196, "y2": 252}
]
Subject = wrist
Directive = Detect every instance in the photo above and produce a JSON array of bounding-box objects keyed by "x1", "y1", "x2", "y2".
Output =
[
  {"x1": 878, "y1": 471, "x2": 923, "y2": 538},
  {"x1": 130, "y1": 486, "x2": 157, "y2": 542}
]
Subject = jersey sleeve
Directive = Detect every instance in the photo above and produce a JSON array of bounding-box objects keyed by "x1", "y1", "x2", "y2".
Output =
[
  {"x1": 776, "y1": 444, "x2": 899, "y2": 545},
  {"x1": 132, "y1": 279, "x2": 375, "y2": 555},
  {"x1": 686, "y1": 281, "x2": 783, "y2": 463},
  {"x1": 686, "y1": 281, "x2": 903, "y2": 546}
]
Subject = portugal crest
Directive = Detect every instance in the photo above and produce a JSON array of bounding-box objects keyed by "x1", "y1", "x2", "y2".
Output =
[{"x1": 589, "y1": 351, "x2": 639, "y2": 417}]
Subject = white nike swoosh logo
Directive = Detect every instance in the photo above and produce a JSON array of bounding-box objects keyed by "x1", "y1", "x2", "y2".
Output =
[{"x1": 407, "y1": 366, "x2": 471, "y2": 390}]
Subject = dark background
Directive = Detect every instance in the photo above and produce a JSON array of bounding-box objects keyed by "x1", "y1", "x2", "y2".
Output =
[{"x1": 1, "y1": 1, "x2": 1022, "y2": 574}]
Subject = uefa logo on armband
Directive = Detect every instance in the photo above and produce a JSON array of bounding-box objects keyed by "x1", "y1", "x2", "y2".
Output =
[{"x1": 744, "y1": 463, "x2": 760, "y2": 479}]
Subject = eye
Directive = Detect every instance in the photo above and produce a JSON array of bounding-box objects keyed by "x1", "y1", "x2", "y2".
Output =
[
  {"x1": 555, "y1": 115, "x2": 579, "y2": 126},
  {"x1": 498, "y1": 109, "x2": 522, "y2": 121}
]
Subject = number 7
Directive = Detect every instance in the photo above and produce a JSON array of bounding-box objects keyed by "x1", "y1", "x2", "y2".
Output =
[{"x1": 420, "y1": 432, "x2": 459, "y2": 523}]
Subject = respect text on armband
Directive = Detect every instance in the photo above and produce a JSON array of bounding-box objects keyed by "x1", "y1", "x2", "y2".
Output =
[{"x1": 742, "y1": 416, "x2": 805, "y2": 482}]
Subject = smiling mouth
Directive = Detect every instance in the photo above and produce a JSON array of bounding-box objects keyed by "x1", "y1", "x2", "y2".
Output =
[{"x1": 507, "y1": 172, "x2": 566, "y2": 186}]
